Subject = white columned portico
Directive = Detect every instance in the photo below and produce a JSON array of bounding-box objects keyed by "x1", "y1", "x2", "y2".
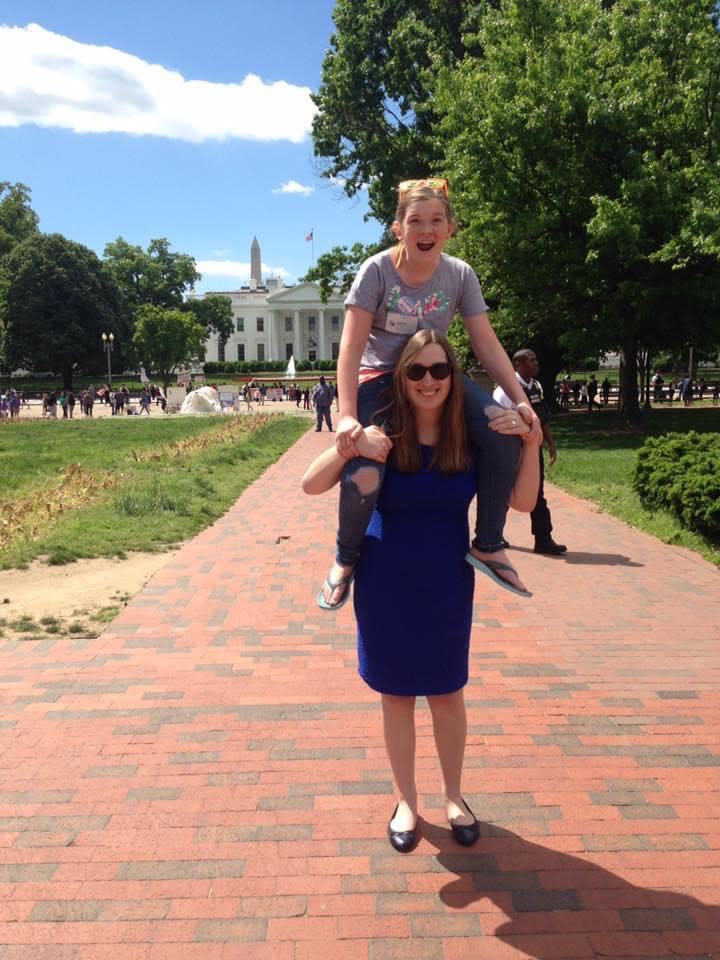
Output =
[
  {"x1": 267, "y1": 310, "x2": 276, "y2": 361},
  {"x1": 318, "y1": 309, "x2": 326, "y2": 360},
  {"x1": 293, "y1": 310, "x2": 302, "y2": 359}
]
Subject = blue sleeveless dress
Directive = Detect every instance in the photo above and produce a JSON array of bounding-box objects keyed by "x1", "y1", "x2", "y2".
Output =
[{"x1": 353, "y1": 446, "x2": 476, "y2": 696}]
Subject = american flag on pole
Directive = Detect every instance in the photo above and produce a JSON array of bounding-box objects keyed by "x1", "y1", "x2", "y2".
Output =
[{"x1": 305, "y1": 229, "x2": 314, "y2": 242}]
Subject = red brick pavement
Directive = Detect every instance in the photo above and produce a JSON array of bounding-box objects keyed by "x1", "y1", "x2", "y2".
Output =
[{"x1": 1, "y1": 428, "x2": 719, "y2": 960}]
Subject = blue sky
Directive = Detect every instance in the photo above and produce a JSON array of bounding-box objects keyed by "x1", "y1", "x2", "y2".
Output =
[{"x1": 0, "y1": 0, "x2": 380, "y2": 292}]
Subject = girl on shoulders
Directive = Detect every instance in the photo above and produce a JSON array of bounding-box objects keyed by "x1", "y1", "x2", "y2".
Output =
[{"x1": 319, "y1": 178, "x2": 540, "y2": 611}]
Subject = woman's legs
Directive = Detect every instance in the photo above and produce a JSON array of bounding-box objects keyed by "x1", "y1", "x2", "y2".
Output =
[
  {"x1": 462, "y1": 377, "x2": 527, "y2": 592},
  {"x1": 381, "y1": 694, "x2": 418, "y2": 831},
  {"x1": 427, "y1": 689, "x2": 474, "y2": 826},
  {"x1": 321, "y1": 374, "x2": 392, "y2": 606}
]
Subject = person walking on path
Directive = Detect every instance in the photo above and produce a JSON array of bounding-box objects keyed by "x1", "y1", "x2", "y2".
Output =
[
  {"x1": 494, "y1": 348, "x2": 567, "y2": 556},
  {"x1": 302, "y1": 331, "x2": 540, "y2": 853},
  {"x1": 317, "y1": 177, "x2": 540, "y2": 610},
  {"x1": 587, "y1": 373, "x2": 599, "y2": 413},
  {"x1": 311, "y1": 375, "x2": 334, "y2": 432}
]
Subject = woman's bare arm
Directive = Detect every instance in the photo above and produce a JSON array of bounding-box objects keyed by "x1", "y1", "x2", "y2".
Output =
[
  {"x1": 509, "y1": 433, "x2": 542, "y2": 512},
  {"x1": 302, "y1": 426, "x2": 392, "y2": 495}
]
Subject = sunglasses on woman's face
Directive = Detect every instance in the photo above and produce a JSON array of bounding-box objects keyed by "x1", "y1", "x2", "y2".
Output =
[{"x1": 405, "y1": 361, "x2": 452, "y2": 382}]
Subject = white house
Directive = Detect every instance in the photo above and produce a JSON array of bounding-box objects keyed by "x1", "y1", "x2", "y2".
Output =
[{"x1": 192, "y1": 238, "x2": 345, "y2": 364}]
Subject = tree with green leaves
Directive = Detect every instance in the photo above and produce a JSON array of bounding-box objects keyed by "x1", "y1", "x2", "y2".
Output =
[
  {"x1": 103, "y1": 237, "x2": 201, "y2": 318},
  {"x1": 0, "y1": 182, "x2": 40, "y2": 375},
  {"x1": 303, "y1": 241, "x2": 385, "y2": 302},
  {"x1": 131, "y1": 305, "x2": 207, "y2": 390},
  {"x1": 0, "y1": 182, "x2": 39, "y2": 257},
  {"x1": 312, "y1": 0, "x2": 481, "y2": 224},
  {"x1": 437, "y1": 0, "x2": 720, "y2": 417},
  {"x1": 307, "y1": 0, "x2": 487, "y2": 298},
  {"x1": 4, "y1": 233, "x2": 123, "y2": 388},
  {"x1": 185, "y1": 294, "x2": 234, "y2": 352}
]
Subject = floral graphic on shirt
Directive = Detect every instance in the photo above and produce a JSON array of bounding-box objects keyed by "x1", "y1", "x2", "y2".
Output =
[{"x1": 387, "y1": 285, "x2": 450, "y2": 318}]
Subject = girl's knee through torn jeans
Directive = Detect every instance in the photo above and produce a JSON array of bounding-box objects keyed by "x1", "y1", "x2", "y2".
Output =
[{"x1": 335, "y1": 373, "x2": 521, "y2": 566}]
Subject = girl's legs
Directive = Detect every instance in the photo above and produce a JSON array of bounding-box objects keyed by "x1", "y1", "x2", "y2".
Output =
[
  {"x1": 427, "y1": 689, "x2": 474, "y2": 826},
  {"x1": 462, "y1": 376, "x2": 527, "y2": 592},
  {"x1": 381, "y1": 694, "x2": 418, "y2": 831},
  {"x1": 321, "y1": 374, "x2": 393, "y2": 606}
]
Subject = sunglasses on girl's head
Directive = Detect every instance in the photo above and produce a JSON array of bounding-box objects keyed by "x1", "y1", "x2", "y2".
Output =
[
  {"x1": 405, "y1": 361, "x2": 452, "y2": 381},
  {"x1": 398, "y1": 177, "x2": 449, "y2": 199}
]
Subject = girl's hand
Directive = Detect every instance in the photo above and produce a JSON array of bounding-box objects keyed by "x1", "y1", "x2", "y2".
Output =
[
  {"x1": 488, "y1": 410, "x2": 530, "y2": 437},
  {"x1": 356, "y1": 425, "x2": 392, "y2": 463},
  {"x1": 335, "y1": 416, "x2": 364, "y2": 459},
  {"x1": 515, "y1": 401, "x2": 543, "y2": 442}
]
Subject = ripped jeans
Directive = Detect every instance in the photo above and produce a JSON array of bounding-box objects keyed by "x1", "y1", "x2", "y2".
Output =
[{"x1": 335, "y1": 373, "x2": 521, "y2": 566}]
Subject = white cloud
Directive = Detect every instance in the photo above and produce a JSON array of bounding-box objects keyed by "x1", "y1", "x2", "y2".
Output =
[
  {"x1": 197, "y1": 259, "x2": 289, "y2": 279},
  {"x1": 272, "y1": 180, "x2": 315, "y2": 196},
  {"x1": 0, "y1": 23, "x2": 316, "y2": 142}
]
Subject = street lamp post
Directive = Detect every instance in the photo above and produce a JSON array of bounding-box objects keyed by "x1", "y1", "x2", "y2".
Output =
[{"x1": 101, "y1": 332, "x2": 114, "y2": 387}]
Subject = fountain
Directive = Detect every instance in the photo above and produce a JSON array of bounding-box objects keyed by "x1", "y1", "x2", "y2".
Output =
[{"x1": 285, "y1": 355, "x2": 296, "y2": 379}]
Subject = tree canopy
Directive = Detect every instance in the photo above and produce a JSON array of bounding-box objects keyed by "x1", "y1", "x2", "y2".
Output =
[
  {"x1": 311, "y1": 0, "x2": 720, "y2": 412},
  {"x1": 312, "y1": 0, "x2": 482, "y2": 225},
  {"x1": 0, "y1": 182, "x2": 39, "y2": 258},
  {"x1": 4, "y1": 233, "x2": 123, "y2": 387},
  {"x1": 131, "y1": 305, "x2": 207, "y2": 389},
  {"x1": 103, "y1": 237, "x2": 201, "y2": 318},
  {"x1": 437, "y1": 0, "x2": 720, "y2": 414},
  {"x1": 185, "y1": 294, "x2": 234, "y2": 347},
  {"x1": 0, "y1": 182, "x2": 40, "y2": 372}
]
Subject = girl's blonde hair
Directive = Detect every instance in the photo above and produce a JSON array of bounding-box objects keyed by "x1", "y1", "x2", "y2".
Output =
[
  {"x1": 392, "y1": 185, "x2": 457, "y2": 268},
  {"x1": 379, "y1": 329, "x2": 469, "y2": 475}
]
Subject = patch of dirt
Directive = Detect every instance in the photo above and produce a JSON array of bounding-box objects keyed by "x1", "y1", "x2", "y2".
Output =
[{"x1": 0, "y1": 551, "x2": 177, "y2": 642}]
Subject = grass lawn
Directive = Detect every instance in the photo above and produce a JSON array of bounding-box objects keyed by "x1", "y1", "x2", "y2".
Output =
[
  {"x1": 548, "y1": 406, "x2": 720, "y2": 566},
  {"x1": 0, "y1": 413, "x2": 309, "y2": 569}
]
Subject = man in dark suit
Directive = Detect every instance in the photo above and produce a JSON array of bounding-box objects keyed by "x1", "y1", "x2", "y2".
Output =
[{"x1": 493, "y1": 349, "x2": 567, "y2": 555}]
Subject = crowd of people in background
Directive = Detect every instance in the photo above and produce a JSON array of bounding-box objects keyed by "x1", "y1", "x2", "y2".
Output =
[
  {"x1": 553, "y1": 371, "x2": 719, "y2": 410},
  {"x1": 0, "y1": 383, "x2": 171, "y2": 420},
  {"x1": 239, "y1": 379, "x2": 340, "y2": 416},
  {"x1": 2, "y1": 371, "x2": 717, "y2": 423}
]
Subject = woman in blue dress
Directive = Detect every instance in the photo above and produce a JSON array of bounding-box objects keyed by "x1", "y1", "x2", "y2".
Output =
[{"x1": 302, "y1": 330, "x2": 540, "y2": 852}]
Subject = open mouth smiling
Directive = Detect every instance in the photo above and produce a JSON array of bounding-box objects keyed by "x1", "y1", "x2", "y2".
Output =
[{"x1": 417, "y1": 241, "x2": 435, "y2": 251}]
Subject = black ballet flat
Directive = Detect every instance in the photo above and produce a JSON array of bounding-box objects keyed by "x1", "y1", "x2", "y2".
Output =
[
  {"x1": 449, "y1": 798, "x2": 480, "y2": 847},
  {"x1": 387, "y1": 804, "x2": 420, "y2": 854}
]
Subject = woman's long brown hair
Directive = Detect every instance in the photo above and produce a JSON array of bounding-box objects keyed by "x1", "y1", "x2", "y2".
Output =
[{"x1": 380, "y1": 330, "x2": 469, "y2": 475}]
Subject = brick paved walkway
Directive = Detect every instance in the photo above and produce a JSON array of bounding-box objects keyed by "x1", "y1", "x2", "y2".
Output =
[{"x1": 1, "y1": 428, "x2": 719, "y2": 960}]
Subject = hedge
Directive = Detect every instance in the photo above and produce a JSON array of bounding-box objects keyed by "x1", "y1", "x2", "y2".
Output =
[
  {"x1": 632, "y1": 431, "x2": 720, "y2": 541},
  {"x1": 203, "y1": 360, "x2": 337, "y2": 376}
]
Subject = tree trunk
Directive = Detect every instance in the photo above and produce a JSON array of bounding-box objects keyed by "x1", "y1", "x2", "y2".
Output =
[
  {"x1": 644, "y1": 354, "x2": 652, "y2": 410},
  {"x1": 617, "y1": 338, "x2": 642, "y2": 423},
  {"x1": 532, "y1": 336, "x2": 565, "y2": 412}
]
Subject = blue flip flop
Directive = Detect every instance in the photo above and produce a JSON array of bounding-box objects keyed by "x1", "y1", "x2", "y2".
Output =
[
  {"x1": 465, "y1": 553, "x2": 532, "y2": 598},
  {"x1": 317, "y1": 572, "x2": 354, "y2": 611}
]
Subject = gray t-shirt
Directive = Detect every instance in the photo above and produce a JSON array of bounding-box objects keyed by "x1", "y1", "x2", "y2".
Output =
[{"x1": 345, "y1": 250, "x2": 489, "y2": 372}]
